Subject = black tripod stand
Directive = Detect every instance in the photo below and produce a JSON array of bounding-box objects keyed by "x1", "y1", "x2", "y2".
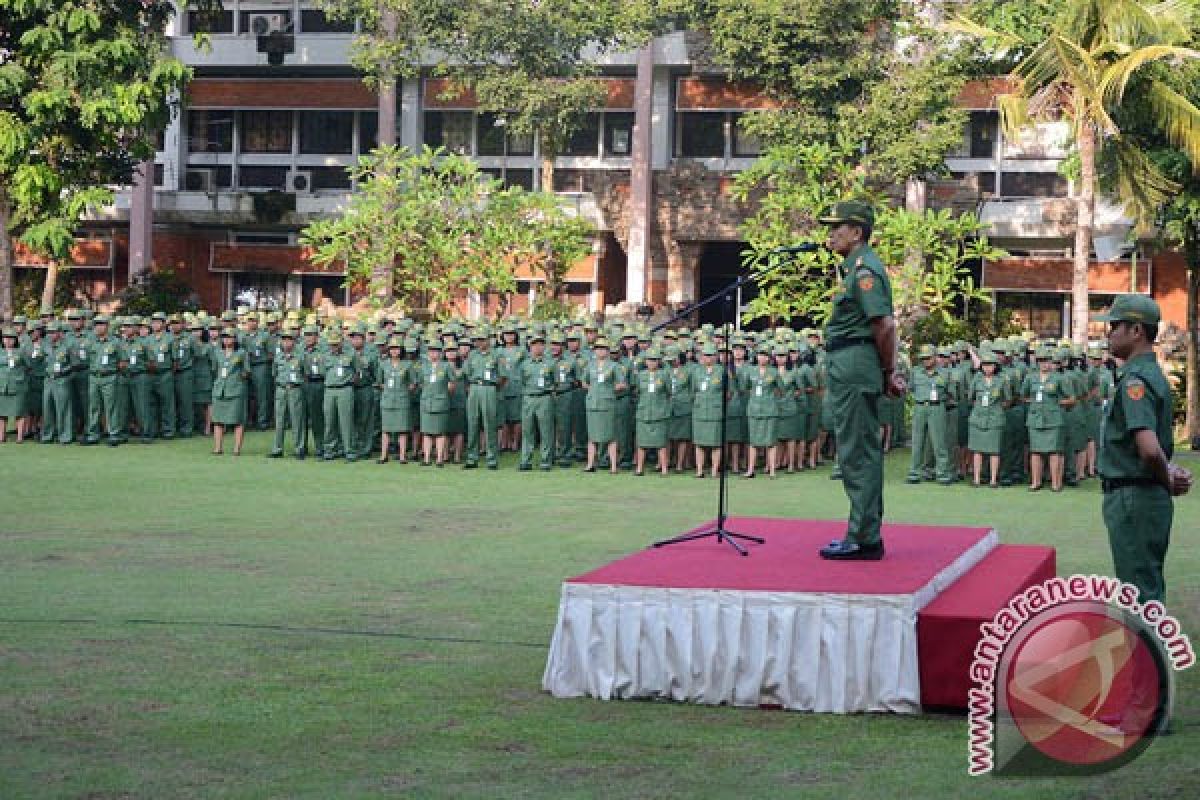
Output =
[{"x1": 651, "y1": 274, "x2": 765, "y2": 556}]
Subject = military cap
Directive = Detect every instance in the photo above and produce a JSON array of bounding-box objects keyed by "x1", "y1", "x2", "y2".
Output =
[
  {"x1": 593, "y1": 337, "x2": 612, "y2": 350},
  {"x1": 402, "y1": 337, "x2": 417, "y2": 350},
  {"x1": 139, "y1": 316, "x2": 151, "y2": 327},
  {"x1": 82, "y1": 308, "x2": 94, "y2": 318},
  {"x1": 549, "y1": 332, "x2": 565, "y2": 345},
  {"x1": 979, "y1": 349, "x2": 999, "y2": 365},
  {"x1": 664, "y1": 344, "x2": 680, "y2": 359},
  {"x1": 348, "y1": 323, "x2": 366, "y2": 336},
  {"x1": 151, "y1": 311, "x2": 167, "y2": 321},
  {"x1": 65, "y1": 309, "x2": 83, "y2": 320},
  {"x1": 302, "y1": 324, "x2": 319, "y2": 336},
  {"x1": 188, "y1": 319, "x2": 204, "y2": 330},
  {"x1": 30, "y1": 317, "x2": 46, "y2": 329},
  {"x1": 818, "y1": 200, "x2": 875, "y2": 228},
  {"x1": 470, "y1": 327, "x2": 489, "y2": 340},
  {"x1": 957, "y1": 341, "x2": 970, "y2": 353},
  {"x1": 583, "y1": 320, "x2": 599, "y2": 331},
  {"x1": 565, "y1": 330, "x2": 580, "y2": 340},
  {"x1": 93, "y1": 314, "x2": 111, "y2": 324},
  {"x1": 918, "y1": 344, "x2": 935, "y2": 358},
  {"x1": 443, "y1": 338, "x2": 459, "y2": 349},
  {"x1": 118, "y1": 316, "x2": 134, "y2": 327},
  {"x1": 220, "y1": 326, "x2": 237, "y2": 338},
  {"x1": 325, "y1": 331, "x2": 343, "y2": 344},
  {"x1": 772, "y1": 345, "x2": 789, "y2": 357},
  {"x1": 387, "y1": 335, "x2": 404, "y2": 348},
  {"x1": 700, "y1": 343, "x2": 718, "y2": 356},
  {"x1": 1, "y1": 326, "x2": 16, "y2": 338},
  {"x1": 220, "y1": 310, "x2": 237, "y2": 322},
  {"x1": 280, "y1": 328, "x2": 296, "y2": 339},
  {"x1": 1093, "y1": 294, "x2": 1160, "y2": 325},
  {"x1": 644, "y1": 348, "x2": 662, "y2": 360},
  {"x1": 661, "y1": 330, "x2": 678, "y2": 340},
  {"x1": 425, "y1": 338, "x2": 445, "y2": 350},
  {"x1": 45, "y1": 321, "x2": 61, "y2": 333},
  {"x1": 167, "y1": 312, "x2": 183, "y2": 323},
  {"x1": 936, "y1": 345, "x2": 951, "y2": 357},
  {"x1": 12, "y1": 315, "x2": 26, "y2": 325}
]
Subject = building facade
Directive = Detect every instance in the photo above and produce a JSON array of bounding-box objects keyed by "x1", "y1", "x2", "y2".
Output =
[{"x1": 11, "y1": 1, "x2": 1192, "y2": 333}]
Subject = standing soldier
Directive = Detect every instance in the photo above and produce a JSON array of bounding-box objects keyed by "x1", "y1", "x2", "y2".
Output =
[
  {"x1": 145, "y1": 312, "x2": 176, "y2": 439},
  {"x1": 498, "y1": 325, "x2": 524, "y2": 452},
  {"x1": 1023, "y1": 346, "x2": 1070, "y2": 491},
  {"x1": 418, "y1": 340, "x2": 455, "y2": 467},
  {"x1": 119, "y1": 317, "x2": 151, "y2": 443},
  {"x1": 300, "y1": 325, "x2": 325, "y2": 459},
  {"x1": 1095, "y1": 294, "x2": 1192, "y2": 604},
  {"x1": 691, "y1": 342, "x2": 725, "y2": 478},
  {"x1": 170, "y1": 314, "x2": 196, "y2": 437},
  {"x1": 566, "y1": 329, "x2": 589, "y2": 461},
  {"x1": 0, "y1": 327, "x2": 31, "y2": 442},
  {"x1": 377, "y1": 336, "x2": 416, "y2": 464},
  {"x1": 1087, "y1": 343, "x2": 1113, "y2": 479},
  {"x1": 907, "y1": 345, "x2": 951, "y2": 484},
  {"x1": 84, "y1": 315, "x2": 126, "y2": 446},
  {"x1": 582, "y1": 338, "x2": 625, "y2": 474},
  {"x1": 349, "y1": 325, "x2": 376, "y2": 459},
  {"x1": 816, "y1": 201, "x2": 904, "y2": 560},
  {"x1": 22, "y1": 320, "x2": 46, "y2": 439},
  {"x1": 444, "y1": 338, "x2": 467, "y2": 464},
  {"x1": 464, "y1": 327, "x2": 502, "y2": 470},
  {"x1": 634, "y1": 348, "x2": 671, "y2": 476},
  {"x1": 967, "y1": 348, "x2": 1011, "y2": 488},
  {"x1": 742, "y1": 343, "x2": 781, "y2": 479},
  {"x1": 41, "y1": 322, "x2": 75, "y2": 444},
  {"x1": 242, "y1": 313, "x2": 273, "y2": 430},
  {"x1": 65, "y1": 309, "x2": 90, "y2": 437},
  {"x1": 268, "y1": 328, "x2": 307, "y2": 459},
  {"x1": 667, "y1": 345, "x2": 694, "y2": 473},
  {"x1": 321, "y1": 330, "x2": 359, "y2": 462},
  {"x1": 210, "y1": 327, "x2": 248, "y2": 456},
  {"x1": 518, "y1": 331, "x2": 556, "y2": 471},
  {"x1": 192, "y1": 321, "x2": 215, "y2": 436},
  {"x1": 549, "y1": 333, "x2": 578, "y2": 467}
]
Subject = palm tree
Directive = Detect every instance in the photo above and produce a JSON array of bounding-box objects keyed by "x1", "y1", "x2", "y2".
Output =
[{"x1": 954, "y1": 0, "x2": 1200, "y2": 341}]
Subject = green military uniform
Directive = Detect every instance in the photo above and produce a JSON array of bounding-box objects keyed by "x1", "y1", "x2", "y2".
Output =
[
  {"x1": 634, "y1": 356, "x2": 671, "y2": 450},
  {"x1": 22, "y1": 329, "x2": 46, "y2": 426},
  {"x1": 65, "y1": 312, "x2": 90, "y2": 434},
  {"x1": 123, "y1": 326, "x2": 152, "y2": 442},
  {"x1": 690, "y1": 349, "x2": 726, "y2": 448},
  {"x1": 668, "y1": 356, "x2": 694, "y2": 445},
  {"x1": 1000, "y1": 344, "x2": 1029, "y2": 485},
  {"x1": 907, "y1": 345, "x2": 951, "y2": 483},
  {"x1": 322, "y1": 336, "x2": 359, "y2": 461},
  {"x1": 172, "y1": 323, "x2": 196, "y2": 436},
  {"x1": 464, "y1": 335, "x2": 502, "y2": 468},
  {"x1": 1096, "y1": 296, "x2": 1176, "y2": 603},
  {"x1": 210, "y1": 335, "x2": 248, "y2": 427},
  {"x1": 742, "y1": 359, "x2": 780, "y2": 448},
  {"x1": 584, "y1": 348, "x2": 622, "y2": 445},
  {"x1": 243, "y1": 325, "x2": 273, "y2": 429},
  {"x1": 551, "y1": 337, "x2": 578, "y2": 466},
  {"x1": 518, "y1": 337, "x2": 556, "y2": 470},
  {"x1": 967, "y1": 357, "x2": 1010, "y2": 456},
  {"x1": 795, "y1": 349, "x2": 818, "y2": 445},
  {"x1": 820, "y1": 202, "x2": 893, "y2": 550},
  {"x1": 85, "y1": 321, "x2": 126, "y2": 445},
  {"x1": 350, "y1": 332, "x2": 378, "y2": 458},
  {"x1": 270, "y1": 333, "x2": 307, "y2": 458},
  {"x1": 41, "y1": 326, "x2": 76, "y2": 443},
  {"x1": 418, "y1": 352, "x2": 454, "y2": 437},
  {"x1": 300, "y1": 328, "x2": 326, "y2": 457},
  {"x1": 1023, "y1": 358, "x2": 1067, "y2": 454},
  {"x1": 192, "y1": 323, "x2": 214, "y2": 426},
  {"x1": 379, "y1": 345, "x2": 415, "y2": 437},
  {"x1": 0, "y1": 332, "x2": 30, "y2": 424},
  {"x1": 615, "y1": 348, "x2": 637, "y2": 467},
  {"x1": 145, "y1": 322, "x2": 176, "y2": 438}
]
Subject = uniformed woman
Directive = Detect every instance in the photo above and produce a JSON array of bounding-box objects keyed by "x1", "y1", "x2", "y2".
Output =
[
  {"x1": 582, "y1": 338, "x2": 625, "y2": 473},
  {"x1": 967, "y1": 348, "x2": 1011, "y2": 488},
  {"x1": 378, "y1": 336, "x2": 415, "y2": 464},
  {"x1": 742, "y1": 344, "x2": 780, "y2": 478},
  {"x1": 690, "y1": 343, "x2": 724, "y2": 478},
  {"x1": 419, "y1": 340, "x2": 456, "y2": 467},
  {"x1": 725, "y1": 340, "x2": 749, "y2": 473},
  {"x1": 23, "y1": 321, "x2": 46, "y2": 439},
  {"x1": 1023, "y1": 347, "x2": 1072, "y2": 491},
  {"x1": 667, "y1": 346, "x2": 693, "y2": 472},
  {"x1": 773, "y1": 345, "x2": 802, "y2": 473},
  {"x1": 190, "y1": 321, "x2": 214, "y2": 436},
  {"x1": 444, "y1": 339, "x2": 467, "y2": 464},
  {"x1": 0, "y1": 327, "x2": 30, "y2": 443},
  {"x1": 634, "y1": 348, "x2": 671, "y2": 476},
  {"x1": 795, "y1": 343, "x2": 820, "y2": 469},
  {"x1": 210, "y1": 327, "x2": 248, "y2": 456}
]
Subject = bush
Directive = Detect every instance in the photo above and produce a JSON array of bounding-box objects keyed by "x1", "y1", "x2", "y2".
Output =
[
  {"x1": 13, "y1": 269, "x2": 83, "y2": 316},
  {"x1": 116, "y1": 268, "x2": 199, "y2": 316},
  {"x1": 907, "y1": 307, "x2": 1023, "y2": 355}
]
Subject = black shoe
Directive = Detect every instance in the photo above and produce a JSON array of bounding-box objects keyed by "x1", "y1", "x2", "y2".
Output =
[
  {"x1": 464, "y1": 462, "x2": 478, "y2": 469},
  {"x1": 540, "y1": 465, "x2": 553, "y2": 471},
  {"x1": 905, "y1": 476, "x2": 920, "y2": 484},
  {"x1": 819, "y1": 539, "x2": 885, "y2": 561},
  {"x1": 518, "y1": 464, "x2": 532, "y2": 471},
  {"x1": 583, "y1": 465, "x2": 595, "y2": 473},
  {"x1": 268, "y1": 450, "x2": 283, "y2": 458},
  {"x1": 487, "y1": 463, "x2": 498, "y2": 470}
]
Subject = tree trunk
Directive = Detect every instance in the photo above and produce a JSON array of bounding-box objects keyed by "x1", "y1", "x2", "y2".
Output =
[
  {"x1": 1185, "y1": 224, "x2": 1200, "y2": 449},
  {"x1": 41, "y1": 261, "x2": 59, "y2": 312},
  {"x1": 1072, "y1": 121, "x2": 1096, "y2": 343},
  {"x1": 370, "y1": 7, "x2": 399, "y2": 304},
  {"x1": 0, "y1": 189, "x2": 13, "y2": 319},
  {"x1": 541, "y1": 153, "x2": 555, "y2": 193}
]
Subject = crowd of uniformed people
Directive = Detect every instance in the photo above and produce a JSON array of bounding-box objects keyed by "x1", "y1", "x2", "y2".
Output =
[{"x1": 0, "y1": 306, "x2": 1119, "y2": 490}]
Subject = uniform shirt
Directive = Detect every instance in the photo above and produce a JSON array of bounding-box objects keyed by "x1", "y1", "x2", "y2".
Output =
[
  {"x1": 124, "y1": 336, "x2": 148, "y2": 374},
  {"x1": 1022, "y1": 371, "x2": 1067, "y2": 429},
  {"x1": 635, "y1": 369, "x2": 671, "y2": 422},
  {"x1": 824, "y1": 243, "x2": 893, "y2": 341},
  {"x1": 968, "y1": 374, "x2": 1010, "y2": 429},
  {"x1": 1098, "y1": 352, "x2": 1173, "y2": 481},
  {"x1": 322, "y1": 350, "x2": 359, "y2": 389},
  {"x1": 584, "y1": 360, "x2": 624, "y2": 411},
  {"x1": 46, "y1": 338, "x2": 74, "y2": 381},
  {"x1": 691, "y1": 364, "x2": 726, "y2": 421},
  {"x1": 379, "y1": 360, "x2": 415, "y2": 409},
  {"x1": 910, "y1": 366, "x2": 947, "y2": 404},
  {"x1": 301, "y1": 344, "x2": 325, "y2": 382},
  {"x1": 146, "y1": 331, "x2": 174, "y2": 373},
  {"x1": 419, "y1": 361, "x2": 454, "y2": 413},
  {"x1": 211, "y1": 348, "x2": 248, "y2": 399},
  {"x1": 553, "y1": 356, "x2": 576, "y2": 393},
  {"x1": 669, "y1": 364, "x2": 693, "y2": 418},
  {"x1": 464, "y1": 350, "x2": 501, "y2": 385},
  {"x1": 242, "y1": 330, "x2": 271, "y2": 365},
  {"x1": 174, "y1": 332, "x2": 195, "y2": 370},
  {"x1": 0, "y1": 346, "x2": 30, "y2": 395},
  {"x1": 273, "y1": 351, "x2": 305, "y2": 388},
  {"x1": 741, "y1": 365, "x2": 780, "y2": 418},
  {"x1": 795, "y1": 363, "x2": 818, "y2": 413},
  {"x1": 87, "y1": 336, "x2": 125, "y2": 377},
  {"x1": 519, "y1": 356, "x2": 555, "y2": 395}
]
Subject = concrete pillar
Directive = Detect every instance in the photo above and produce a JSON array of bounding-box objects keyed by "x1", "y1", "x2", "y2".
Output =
[
  {"x1": 625, "y1": 44, "x2": 654, "y2": 304},
  {"x1": 128, "y1": 159, "x2": 155, "y2": 281},
  {"x1": 376, "y1": 11, "x2": 399, "y2": 148},
  {"x1": 668, "y1": 241, "x2": 703, "y2": 305}
]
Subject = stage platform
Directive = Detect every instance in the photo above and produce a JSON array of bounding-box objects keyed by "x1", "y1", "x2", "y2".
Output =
[{"x1": 542, "y1": 517, "x2": 1000, "y2": 713}]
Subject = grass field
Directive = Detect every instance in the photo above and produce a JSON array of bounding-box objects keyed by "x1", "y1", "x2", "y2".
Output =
[{"x1": 1, "y1": 433, "x2": 1198, "y2": 799}]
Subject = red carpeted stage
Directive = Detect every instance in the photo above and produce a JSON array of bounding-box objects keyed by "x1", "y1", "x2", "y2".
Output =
[{"x1": 542, "y1": 517, "x2": 1054, "y2": 713}]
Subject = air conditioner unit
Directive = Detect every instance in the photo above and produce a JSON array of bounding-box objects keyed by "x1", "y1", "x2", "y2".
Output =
[
  {"x1": 184, "y1": 168, "x2": 216, "y2": 192},
  {"x1": 287, "y1": 170, "x2": 313, "y2": 194},
  {"x1": 248, "y1": 13, "x2": 287, "y2": 36}
]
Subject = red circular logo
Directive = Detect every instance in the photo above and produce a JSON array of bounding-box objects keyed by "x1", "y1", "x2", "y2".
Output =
[{"x1": 1002, "y1": 601, "x2": 1165, "y2": 768}]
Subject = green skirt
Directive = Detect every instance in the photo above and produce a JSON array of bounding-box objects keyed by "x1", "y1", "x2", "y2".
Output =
[
  {"x1": 636, "y1": 418, "x2": 668, "y2": 449},
  {"x1": 421, "y1": 410, "x2": 449, "y2": 435},
  {"x1": 820, "y1": 396, "x2": 836, "y2": 431},
  {"x1": 0, "y1": 390, "x2": 26, "y2": 417},
  {"x1": 448, "y1": 404, "x2": 466, "y2": 435},
  {"x1": 668, "y1": 414, "x2": 692, "y2": 441},
  {"x1": 1028, "y1": 425, "x2": 1063, "y2": 454},
  {"x1": 381, "y1": 406, "x2": 411, "y2": 434},
  {"x1": 1066, "y1": 411, "x2": 1088, "y2": 452},
  {"x1": 692, "y1": 417, "x2": 722, "y2": 448},
  {"x1": 747, "y1": 416, "x2": 777, "y2": 447},
  {"x1": 776, "y1": 410, "x2": 803, "y2": 441},
  {"x1": 724, "y1": 413, "x2": 747, "y2": 444},
  {"x1": 587, "y1": 408, "x2": 616, "y2": 444},
  {"x1": 968, "y1": 424, "x2": 1003, "y2": 455},
  {"x1": 504, "y1": 395, "x2": 522, "y2": 424},
  {"x1": 211, "y1": 394, "x2": 246, "y2": 426}
]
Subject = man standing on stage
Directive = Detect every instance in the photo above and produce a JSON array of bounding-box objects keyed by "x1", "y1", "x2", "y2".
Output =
[{"x1": 817, "y1": 201, "x2": 905, "y2": 561}]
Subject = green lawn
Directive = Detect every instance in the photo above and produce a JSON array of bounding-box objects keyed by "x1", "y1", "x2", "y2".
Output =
[{"x1": 1, "y1": 434, "x2": 1198, "y2": 799}]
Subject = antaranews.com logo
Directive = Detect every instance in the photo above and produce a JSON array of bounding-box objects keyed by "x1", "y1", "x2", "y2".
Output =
[{"x1": 968, "y1": 575, "x2": 1195, "y2": 776}]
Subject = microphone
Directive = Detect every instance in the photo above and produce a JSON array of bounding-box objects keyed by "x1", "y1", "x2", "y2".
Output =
[{"x1": 769, "y1": 243, "x2": 822, "y2": 255}]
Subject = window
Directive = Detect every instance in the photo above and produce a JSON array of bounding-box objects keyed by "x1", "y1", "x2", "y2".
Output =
[
  {"x1": 998, "y1": 292, "x2": 1063, "y2": 339},
  {"x1": 950, "y1": 171, "x2": 997, "y2": 196},
  {"x1": 187, "y1": 110, "x2": 234, "y2": 153},
  {"x1": 300, "y1": 9, "x2": 355, "y2": 33},
  {"x1": 359, "y1": 111, "x2": 379, "y2": 153},
  {"x1": 503, "y1": 169, "x2": 534, "y2": 191},
  {"x1": 303, "y1": 275, "x2": 346, "y2": 308},
  {"x1": 187, "y1": 9, "x2": 233, "y2": 34},
  {"x1": 423, "y1": 111, "x2": 473, "y2": 154},
  {"x1": 184, "y1": 165, "x2": 232, "y2": 189},
  {"x1": 232, "y1": 273, "x2": 287, "y2": 312},
  {"x1": 604, "y1": 112, "x2": 634, "y2": 157},
  {"x1": 475, "y1": 114, "x2": 536, "y2": 157},
  {"x1": 299, "y1": 111, "x2": 354, "y2": 154},
  {"x1": 238, "y1": 165, "x2": 288, "y2": 189},
  {"x1": 310, "y1": 166, "x2": 352, "y2": 191},
  {"x1": 563, "y1": 113, "x2": 601, "y2": 157},
  {"x1": 553, "y1": 169, "x2": 595, "y2": 193},
  {"x1": 969, "y1": 111, "x2": 998, "y2": 158},
  {"x1": 1000, "y1": 172, "x2": 1068, "y2": 198},
  {"x1": 241, "y1": 110, "x2": 293, "y2": 153},
  {"x1": 238, "y1": 11, "x2": 292, "y2": 35},
  {"x1": 153, "y1": 163, "x2": 164, "y2": 187},
  {"x1": 731, "y1": 114, "x2": 761, "y2": 157},
  {"x1": 677, "y1": 112, "x2": 725, "y2": 158}
]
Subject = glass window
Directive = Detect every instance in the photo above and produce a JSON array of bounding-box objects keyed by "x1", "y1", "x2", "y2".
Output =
[
  {"x1": 477, "y1": 113, "x2": 506, "y2": 156},
  {"x1": 300, "y1": 9, "x2": 355, "y2": 33},
  {"x1": 310, "y1": 166, "x2": 352, "y2": 190},
  {"x1": 1000, "y1": 172, "x2": 1068, "y2": 198},
  {"x1": 507, "y1": 128, "x2": 534, "y2": 157},
  {"x1": 187, "y1": 10, "x2": 234, "y2": 34},
  {"x1": 359, "y1": 111, "x2": 379, "y2": 153},
  {"x1": 187, "y1": 110, "x2": 234, "y2": 153},
  {"x1": 153, "y1": 163, "x2": 164, "y2": 187},
  {"x1": 238, "y1": 11, "x2": 292, "y2": 35},
  {"x1": 299, "y1": 111, "x2": 354, "y2": 154},
  {"x1": 184, "y1": 165, "x2": 232, "y2": 189},
  {"x1": 238, "y1": 165, "x2": 288, "y2": 189},
  {"x1": 240, "y1": 110, "x2": 293, "y2": 154},
  {"x1": 503, "y1": 169, "x2": 534, "y2": 191},
  {"x1": 677, "y1": 112, "x2": 725, "y2": 158},
  {"x1": 423, "y1": 111, "x2": 473, "y2": 154},
  {"x1": 731, "y1": 114, "x2": 761, "y2": 157},
  {"x1": 303, "y1": 275, "x2": 346, "y2": 307},
  {"x1": 604, "y1": 112, "x2": 634, "y2": 157},
  {"x1": 232, "y1": 273, "x2": 287, "y2": 312},
  {"x1": 563, "y1": 113, "x2": 601, "y2": 157},
  {"x1": 969, "y1": 111, "x2": 998, "y2": 158}
]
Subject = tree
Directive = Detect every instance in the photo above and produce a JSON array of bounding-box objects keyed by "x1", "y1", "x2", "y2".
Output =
[
  {"x1": 952, "y1": 0, "x2": 1200, "y2": 342},
  {"x1": 0, "y1": 0, "x2": 192, "y2": 317},
  {"x1": 299, "y1": 146, "x2": 594, "y2": 319}
]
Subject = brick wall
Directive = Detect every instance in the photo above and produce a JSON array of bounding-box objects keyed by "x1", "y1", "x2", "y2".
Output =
[{"x1": 188, "y1": 78, "x2": 376, "y2": 109}]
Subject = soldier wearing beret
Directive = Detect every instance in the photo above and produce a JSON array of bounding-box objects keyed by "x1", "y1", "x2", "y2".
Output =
[
  {"x1": 1096, "y1": 295, "x2": 1192, "y2": 603},
  {"x1": 817, "y1": 201, "x2": 905, "y2": 560}
]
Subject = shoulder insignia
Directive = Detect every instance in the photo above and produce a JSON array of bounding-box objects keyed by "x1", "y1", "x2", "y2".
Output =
[
  {"x1": 1126, "y1": 381, "x2": 1145, "y2": 401},
  {"x1": 857, "y1": 274, "x2": 875, "y2": 292}
]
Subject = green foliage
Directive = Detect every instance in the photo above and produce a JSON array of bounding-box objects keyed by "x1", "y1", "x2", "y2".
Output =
[
  {"x1": 908, "y1": 307, "x2": 1023, "y2": 355},
  {"x1": 528, "y1": 296, "x2": 577, "y2": 322},
  {"x1": 12, "y1": 267, "x2": 80, "y2": 317},
  {"x1": 116, "y1": 268, "x2": 199, "y2": 317},
  {"x1": 300, "y1": 146, "x2": 594, "y2": 320}
]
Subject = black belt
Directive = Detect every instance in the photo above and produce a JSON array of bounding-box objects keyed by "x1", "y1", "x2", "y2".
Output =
[
  {"x1": 470, "y1": 381, "x2": 497, "y2": 387},
  {"x1": 524, "y1": 392, "x2": 553, "y2": 397},
  {"x1": 1102, "y1": 477, "x2": 1163, "y2": 493},
  {"x1": 826, "y1": 336, "x2": 873, "y2": 353},
  {"x1": 307, "y1": 378, "x2": 324, "y2": 383},
  {"x1": 915, "y1": 400, "x2": 940, "y2": 405}
]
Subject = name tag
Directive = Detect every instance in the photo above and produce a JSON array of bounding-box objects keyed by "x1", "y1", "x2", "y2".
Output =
[
  {"x1": 79, "y1": 348, "x2": 87, "y2": 359},
  {"x1": 178, "y1": 349, "x2": 185, "y2": 359},
  {"x1": 311, "y1": 363, "x2": 319, "y2": 374},
  {"x1": 429, "y1": 372, "x2": 437, "y2": 384},
  {"x1": 289, "y1": 372, "x2": 298, "y2": 383},
  {"x1": 54, "y1": 363, "x2": 62, "y2": 373},
  {"x1": 101, "y1": 355, "x2": 109, "y2": 366},
  {"x1": 6, "y1": 359, "x2": 13, "y2": 369},
  {"x1": 387, "y1": 378, "x2": 395, "y2": 389},
  {"x1": 484, "y1": 369, "x2": 491, "y2": 381},
  {"x1": 597, "y1": 372, "x2": 605, "y2": 384},
  {"x1": 337, "y1": 367, "x2": 344, "y2": 379},
  {"x1": 130, "y1": 355, "x2": 137, "y2": 365},
  {"x1": 32, "y1": 347, "x2": 40, "y2": 357},
  {"x1": 930, "y1": 388, "x2": 938, "y2": 402},
  {"x1": 221, "y1": 367, "x2": 228, "y2": 378},
  {"x1": 255, "y1": 348, "x2": 262, "y2": 357},
  {"x1": 648, "y1": 382, "x2": 656, "y2": 393},
  {"x1": 1035, "y1": 390, "x2": 1043, "y2": 403},
  {"x1": 700, "y1": 381, "x2": 708, "y2": 392},
  {"x1": 157, "y1": 353, "x2": 165, "y2": 363},
  {"x1": 755, "y1": 385, "x2": 763, "y2": 397},
  {"x1": 981, "y1": 394, "x2": 989, "y2": 408},
  {"x1": 538, "y1": 377, "x2": 545, "y2": 389}
]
